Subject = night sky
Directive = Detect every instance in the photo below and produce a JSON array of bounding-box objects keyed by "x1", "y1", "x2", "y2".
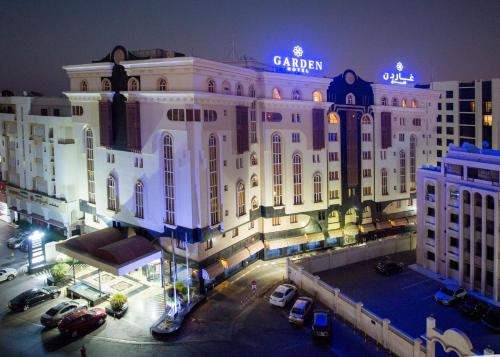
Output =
[{"x1": 1, "y1": 0, "x2": 499, "y2": 96}]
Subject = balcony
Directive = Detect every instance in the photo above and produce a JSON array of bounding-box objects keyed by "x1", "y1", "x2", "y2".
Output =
[
  {"x1": 425, "y1": 216, "x2": 435, "y2": 225},
  {"x1": 448, "y1": 198, "x2": 459, "y2": 208},
  {"x1": 448, "y1": 222, "x2": 459, "y2": 232},
  {"x1": 425, "y1": 193, "x2": 435, "y2": 202}
]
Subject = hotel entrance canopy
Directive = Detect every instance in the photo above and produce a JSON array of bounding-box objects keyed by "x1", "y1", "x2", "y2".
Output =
[{"x1": 56, "y1": 227, "x2": 161, "y2": 276}]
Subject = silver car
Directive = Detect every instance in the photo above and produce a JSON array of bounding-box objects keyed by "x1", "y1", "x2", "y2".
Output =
[
  {"x1": 289, "y1": 297, "x2": 313, "y2": 325},
  {"x1": 40, "y1": 299, "x2": 88, "y2": 327},
  {"x1": 0, "y1": 268, "x2": 17, "y2": 282}
]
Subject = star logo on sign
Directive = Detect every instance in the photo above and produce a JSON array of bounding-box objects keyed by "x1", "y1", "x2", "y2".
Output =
[{"x1": 293, "y1": 46, "x2": 303, "y2": 58}]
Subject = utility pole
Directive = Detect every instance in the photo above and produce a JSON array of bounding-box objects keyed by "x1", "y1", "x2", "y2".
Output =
[{"x1": 185, "y1": 232, "x2": 190, "y2": 306}]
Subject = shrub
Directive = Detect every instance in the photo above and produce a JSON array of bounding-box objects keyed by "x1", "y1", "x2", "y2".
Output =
[
  {"x1": 175, "y1": 281, "x2": 188, "y2": 296},
  {"x1": 50, "y1": 263, "x2": 70, "y2": 282},
  {"x1": 110, "y1": 293, "x2": 128, "y2": 311}
]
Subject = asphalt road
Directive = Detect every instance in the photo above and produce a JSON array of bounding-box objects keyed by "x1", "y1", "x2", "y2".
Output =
[
  {"x1": 0, "y1": 257, "x2": 385, "y2": 357},
  {"x1": 0, "y1": 220, "x2": 28, "y2": 270},
  {"x1": 317, "y1": 250, "x2": 499, "y2": 354}
]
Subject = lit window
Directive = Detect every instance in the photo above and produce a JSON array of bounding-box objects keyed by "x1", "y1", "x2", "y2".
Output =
[
  {"x1": 312, "y1": 90, "x2": 322, "y2": 102},
  {"x1": 292, "y1": 153, "x2": 302, "y2": 205},
  {"x1": 272, "y1": 133, "x2": 283, "y2": 206},
  {"x1": 400, "y1": 150, "x2": 406, "y2": 193},
  {"x1": 250, "y1": 152, "x2": 258, "y2": 166},
  {"x1": 251, "y1": 174, "x2": 258, "y2": 187},
  {"x1": 313, "y1": 173, "x2": 322, "y2": 203},
  {"x1": 107, "y1": 174, "x2": 117, "y2": 211},
  {"x1": 101, "y1": 79, "x2": 111, "y2": 91},
  {"x1": 483, "y1": 115, "x2": 492, "y2": 126},
  {"x1": 158, "y1": 78, "x2": 167, "y2": 91},
  {"x1": 402, "y1": 98, "x2": 408, "y2": 108},
  {"x1": 236, "y1": 180, "x2": 246, "y2": 216},
  {"x1": 346, "y1": 93, "x2": 355, "y2": 105},
  {"x1": 85, "y1": 128, "x2": 95, "y2": 203},
  {"x1": 163, "y1": 134, "x2": 175, "y2": 225},
  {"x1": 381, "y1": 168, "x2": 388, "y2": 195},
  {"x1": 251, "y1": 196, "x2": 259, "y2": 210},
  {"x1": 208, "y1": 134, "x2": 220, "y2": 224},
  {"x1": 128, "y1": 77, "x2": 139, "y2": 91},
  {"x1": 410, "y1": 135, "x2": 416, "y2": 191},
  {"x1": 80, "y1": 80, "x2": 88, "y2": 92},
  {"x1": 272, "y1": 88, "x2": 281, "y2": 100},
  {"x1": 328, "y1": 112, "x2": 339, "y2": 124},
  {"x1": 411, "y1": 99, "x2": 417, "y2": 108},
  {"x1": 208, "y1": 79, "x2": 215, "y2": 93},
  {"x1": 250, "y1": 102, "x2": 257, "y2": 143}
]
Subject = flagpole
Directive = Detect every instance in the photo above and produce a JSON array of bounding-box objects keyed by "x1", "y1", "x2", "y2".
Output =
[{"x1": 185, "y1": 232, "x2": 190, "y2": 306}]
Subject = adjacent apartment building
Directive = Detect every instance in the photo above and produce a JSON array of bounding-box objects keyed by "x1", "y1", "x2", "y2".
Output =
[
  {"x1": 416, "y1": 144, "x2": 500, "y2": 301},
  {"x1": 1, "y1": 46, "x2": 439, "y2": 287}
]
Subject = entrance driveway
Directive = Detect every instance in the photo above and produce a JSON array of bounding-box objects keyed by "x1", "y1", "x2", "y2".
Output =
[{"x1": 317, "y1": 250, "x2": 499, "y2": 353}]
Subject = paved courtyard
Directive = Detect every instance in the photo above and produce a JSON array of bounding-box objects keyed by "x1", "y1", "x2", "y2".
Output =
[{"x1": 317, "y1": 250, "x2": 500, "y2": 354}]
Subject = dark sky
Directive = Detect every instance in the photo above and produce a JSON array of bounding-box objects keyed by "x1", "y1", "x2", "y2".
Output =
[{"x1": 1, "y1": 0, "x2": 499, "y2": 96}]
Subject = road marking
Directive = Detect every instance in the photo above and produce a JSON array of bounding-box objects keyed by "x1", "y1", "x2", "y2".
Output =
[{"x1": 401, "y1": 280, "x2": 431, "y2": 290}]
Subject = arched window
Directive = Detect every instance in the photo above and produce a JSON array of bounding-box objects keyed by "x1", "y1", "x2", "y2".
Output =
[
  {"x1": 163, "y1": 134, "x2": 175, "y2": 225},
  {"x1": 80, "y1": 80, "x2": 88, "y2": 92},
  {"x1": 392, "y1": 97, "x2": 399, "y2": 106},
  {"x1": 128, "y1": 77, "x2": 139, "y2": 91},
  {"x1": 101, "y1": 79, "x2": 111, "y2": 91},
  {"x1": 236, "y1": 181, "x2": 245, "y2": 216},
  {"x1": 251, "y1": 196, "x2": 259, "y2": 210},
  {"x1": 381, "y1": 168, "x2": 388, "y2": 195},
  {"x1": 292, "y1": 153, "x2": 302, "y2": 205},
  {"x1": 207, "y1": 79, "x2": 215, "y2": 93},
  {"x1": 381, "y1": 97, "x2": 388, "y2": 106},
  {"x1": 346, "y1": 93, "x2": 355, "y2": 105},
  {"x1": 313, "y1": 90, "x2": 323, "y2": 102},
  {"x1": 328, "y1": 112, "x2": 339, "y2": 124},
  {"x1": 292, "y1": 89, "x2": 301, "y2": 100},
  {"x1": 250, "y1": 101, "x2": 257, "y2": 143},
  {"x1": 85, "y1": 128, "x2": 95, "y2": 203},
  {"x1": 158, "y1": 78, "x2": 167, "y2": 91},
  {"x1": 249, "y1": 85, "x2": 256, "y2": 98},
  {"x1": 107, "y1": 174, "x2": 117, "y2": 211},
  {"x1": 399, "y1": 150, "x2": 406, "y2": 193},
  {"x1": 362, "y1": 115, "x2": 371, "y2": 125},
  {"x1": 250, "y1": 152, "x2": 258, "y2": 166},
  {"x1": 251, "y1": 174, "x2": 258, "y2": 187},
  {"x1": 410, "y1": 135, "x2": 417, "y2": 190},
  {"x1": 208, "y1": 134, "x2": 220, "y2": 224},
  {"x1": 402, "y1": 98, "x2": 408, "y2": 108},
  {"x1": 271, "y1": 133, "x2": 283, "y2": 206},
  {"x1": 135, "y1": 180, "x2": 144, "y2": 218},
  {"x1": 272, "y1": 88, "x2": 281, "y2": 100},
  {"x1": 222, "y1": 80, "x2": 231, "y2": 94},
  {"x1": 411, "y1": 99, "x2": 417, "y2": 108},
  {"x1": 236, "y1": 84, "x2": 243, "y2": 96},
  {"x1": 313, "y1": 173, "x2": 322, "y2": 203}
]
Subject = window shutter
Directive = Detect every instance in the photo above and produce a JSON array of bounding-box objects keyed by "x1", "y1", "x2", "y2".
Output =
[
  {"x1": 236, "y1": 105, "x2": 249, "y2": 154},
  {"x1": 126, "y1": 101, "x2": 141, "y2": 151},
  {"x1": 99, "y1": 100, "x2": 112, "y2": 147},
  {"x1": 312, "y1": 108, "x2": 325, "y2": 150},
  {"x1": 381, "y1": 112, "x2": 392, "y2": 149}
]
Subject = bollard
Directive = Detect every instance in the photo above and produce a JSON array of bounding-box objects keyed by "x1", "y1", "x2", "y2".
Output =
[{"x1": 80, "y1": 346, "x2": 87, "y2": 357}]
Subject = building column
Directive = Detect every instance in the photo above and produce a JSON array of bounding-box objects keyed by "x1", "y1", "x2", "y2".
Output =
[
  {"x1": 482, "y1": 193, "x2": 487, "y2": 295},
  {"x1": 458, "y1": 189, "x2": 464, "y2": 286},
  {"x1": 470, "y1": 192, "x2": 476, "y2": 286}
]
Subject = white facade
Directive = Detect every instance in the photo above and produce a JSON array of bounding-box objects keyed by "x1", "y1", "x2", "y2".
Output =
[{"x1": 416, "y1": 145, "x2": 500, "y2": 301}]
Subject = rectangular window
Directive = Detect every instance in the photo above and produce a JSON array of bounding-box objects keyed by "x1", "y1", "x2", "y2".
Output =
[
  {"x1": 272, "y1": 216, "x2": 281, "y2": 226},
  {"x1": 449, "y1": 260, "x2": 459, "y2": 270},
  {"x1": 450, "y1": 237, "x2": 459, "y2": 248},
  {"x1": 53, "y1": 108, "x2": 60, "y2": 116},
  {"x1": 427, "y1": 251, "x2": 435, "y2": 261},
  {"x1": 399, "y1": 117, "x2": 405, "y2": 126},
  {"x1": 292, "y1": 132, "x2": 300, "y2": 143},
  {"x1": 328, "y1": 152, "x2": 339, "y2": 161},
  {"x1": 427, "y1": 229, "x2": 435, "y2": 239},
  {"x1": 292, "y1": 113, "x2": 301, "y2": 123},
  {"x1": 329, "y1": 171, "x2": 339, "y2": 180},
  {"x1": 446, "y1": 115, "x2": 454, "y2": 123},
  {"x1": 437, "y1": 115, "x2": 442, "y2": 122},
  {"x1": 290, "y1": 214, "x2": 298, "y2": 224},
  {"x1": 41, "y1": 108, "x2": 48, "y2": 116},
  {"x1": 446, "y1": 127, "x2": 454, "y2": 135},
  {"x1": 249, "y1": 220, "x2": 254, "y2": 229},
  {"x1": 329, "y1": 190, "x2": 339, "y2": 200},
  {"x1": 487, "y1": 246, "x2": 494, "y2": 261},
  {"x1": 362, "y1": 169, "x2": 372, "y2": 178},
  {"x1": 399, "y1": 133, "x2": 405, "y2": 142},
  {"x1": 328, "y1": 132, "x2": 338, "y2": 142},
  {"x1": 206, "y1": 239, "x2": 213, "y2": 250},
  {"x1": 380, "y1": 151, "x2": 386, "y2": 160},
  {"x1": 446, "y1": 90, "x2": 453, "y2": 99},
  {"x1": 438, "y1": 103, "x2": 442, "y2": 110},
  {"x1": 362, "y1": 151, "x2": 371, "y2": 160},
  {"x1": 176, "y1": 239, "x2": 186, "y2": 250},
  {"x1": 437, "y1": 127, "x2": 442, "y2": 134},
  {"x1": 446, "y1": 103, "x2": 454, "y2": 111},
  {"x1": 363, "y1": 187, "x2": 372, "y2": 196},
  {"x1": 362, "y1": 133, "x2": 371, "y2": 142},
  {"x1": 232, "y1": 227, "x2": 239, "y2": 237},
  {"x1": 427, "y1": 207, "x2": 435, "y2": 216}
]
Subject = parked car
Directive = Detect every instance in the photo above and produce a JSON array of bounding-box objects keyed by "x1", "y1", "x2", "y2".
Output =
[
  {"x1": 269, "y1": 284, "x2": 297, "y2": 307},
  {"x1": 375, "y1": 260, "x2": 404, "y2": 276},
  {"x1": 40, "y1": 300, "x2": 88, "y2": 328},
  {"x1": 434, "y1": 286, "x2": 466, "y2": 306},
  {"x1": 58, "y1": 307, "x2": 107, "y2": 338},
  {"x1": 311, "y1": 309, "x2": 331, "y2": 338},
  {"x1": 481, "y1": 307, "x2": 500, "y2": 332},
  {"x1": 7, "y1": 236, "x2": 24, "y2": 249},
  {"x1": 289, "y1": 296, "x2": 313, "y2": 325},
  {"x1": 8, "y1": 287, "x2": 61, "y2": 312},
  {"x1": 458, "y1": 295, "x2": 489, "y2": 319},
  {"x1": 0, "y1": 268, "x2": 18, "y2": 282},
  {"x1": 19, "y1": 239, "x2": 29, "y2": 253}
]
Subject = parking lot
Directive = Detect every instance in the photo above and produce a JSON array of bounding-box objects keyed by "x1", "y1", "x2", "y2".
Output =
[{"x1": 317, "y1": 250, "x2": 500, "y2": 353}]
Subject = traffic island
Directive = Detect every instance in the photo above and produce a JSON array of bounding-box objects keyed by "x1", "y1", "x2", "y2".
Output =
[{"x1": 150, "y1": 294, "x2": 206, "y2": 338}]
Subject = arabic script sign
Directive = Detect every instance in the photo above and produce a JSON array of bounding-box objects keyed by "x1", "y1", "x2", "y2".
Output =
[
  {"x1": 382, "y1": 62, "x2": 415, "y2": 85},
  {"x1": 273, "y1": 45, "x2": 323, "y2": 74}
]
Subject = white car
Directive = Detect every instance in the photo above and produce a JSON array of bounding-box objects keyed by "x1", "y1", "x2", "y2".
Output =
[
  {"x1": 269, "y1": 284, "x2": 297, "y2": 307},
  {"x1": 0, "y1": 268, "x2": 17, "y2": 282},
  {"x1": 40, "y1": 299, "x2": 88, "y2": 327}
]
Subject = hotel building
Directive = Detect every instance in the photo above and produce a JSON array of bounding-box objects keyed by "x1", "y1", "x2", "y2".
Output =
[
  {"x1": 416, "y1": 144, "x2": 500, "y2": 301},
  {"x1": 1, "y1": 46, "x2": 439, "y2": 288}
]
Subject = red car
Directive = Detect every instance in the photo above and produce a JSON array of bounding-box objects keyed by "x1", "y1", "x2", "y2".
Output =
[{"x1": 58, "y1": 307, "x2": 107, "y2": 337}]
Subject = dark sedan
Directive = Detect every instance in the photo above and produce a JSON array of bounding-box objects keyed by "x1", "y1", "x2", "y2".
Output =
[
  {"x1": 458, "y1": 295, "x2": 489, "y2": 319},
  {"x1": 375, "y1": 261, "x2": 404, "y2": 276},
  {"x1": 311, "y1": 309, "x2": 331, "y2": 338},
  {"x1": 8, "y1": 288, "x2": 61, "y2": 312}
]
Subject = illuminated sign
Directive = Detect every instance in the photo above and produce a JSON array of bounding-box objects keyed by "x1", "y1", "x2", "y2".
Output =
[
  {"x1": 273, "y1": 45, "x2": 323, "y2": 74},
  {"x1": 382, "y1": 62, "x2": 415, "y2": 85}
]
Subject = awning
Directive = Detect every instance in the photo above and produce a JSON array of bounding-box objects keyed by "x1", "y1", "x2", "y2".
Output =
[
  {"x1": 390, "y1": 218, "x2": 408, "y2": 227},
  {"x1": 265, "y1": 232, "x2": 324, "y2": 250},
  {"x1": 343, "y1": 224, "x2": 359, "y2": 236},
  {"x1": 225, "y1": 249, "x2": 251, "y2": 269},
  {"x1": 359, "y1": 223, "x2": 376, "y2": 233},
  {"x1": 202, "y1": 261, "x2": 225, "y2": 280},
  {"x1": 246, "y1": 241, "x2": 265, "y2": 256},
  {"x1": 406, "y1": 216, "x2": 417, "y2": 225},
  {"x1": 376, "y1": 221, "x2": 392, "y2": 230},
  {"x1": 56, "y1": 227, "x2": 160, "y2": 276},
  {"x1": 328, "y1": 229, "x2": 344, "y2": 238}
]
